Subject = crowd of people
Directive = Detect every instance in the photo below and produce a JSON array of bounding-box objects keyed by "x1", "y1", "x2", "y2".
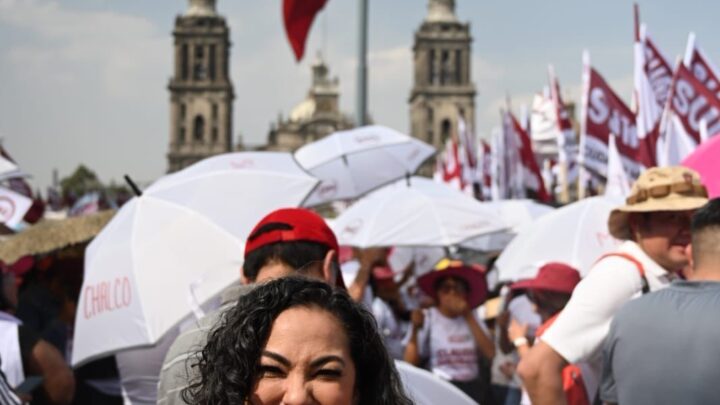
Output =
[{"x1": 0, "y1": 165, "x2": 718, "y2": 405}]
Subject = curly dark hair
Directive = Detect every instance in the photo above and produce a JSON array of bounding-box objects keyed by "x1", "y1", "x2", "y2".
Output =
[{"x1": 182, "y1": 276, "x2": 413, "y2": 405}]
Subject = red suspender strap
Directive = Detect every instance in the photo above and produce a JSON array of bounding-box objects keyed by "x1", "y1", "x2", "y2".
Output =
[{"x1": 597, "y1": 253, "x2": 650, "y2": 294}]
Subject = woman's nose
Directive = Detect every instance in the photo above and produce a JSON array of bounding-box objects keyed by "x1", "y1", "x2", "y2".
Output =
[{"x1": 281, "y1": 373, "x2": 313, "y2": 405}]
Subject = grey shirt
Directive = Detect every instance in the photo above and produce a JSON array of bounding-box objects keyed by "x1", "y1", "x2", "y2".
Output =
[
  {"x1": 601, "y1": 280, "x2": 720, "y2": 405},
  {"x1": 156, "y1": 284, "x2": 249, "y2": 405}
]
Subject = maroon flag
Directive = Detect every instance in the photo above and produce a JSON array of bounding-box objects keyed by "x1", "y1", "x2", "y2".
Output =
[
  {"x1": 505, "y1": 111, "x2": 550, "y2": 202},
  {"x1": 633, "y1": 11, "x2": 673, "y2": 168},
  {"x1": 283, "y1": 0, "x2": 328, "y2": 62},
  {"x1": 658, "y1": 62, "x2": 720, "y2": 165},
  {"x1": 684, "y1": 33, "x2": 720, "y2": 101},
  {"x1": 581, "y1": 54, "x2": 642, "y2": 180}
]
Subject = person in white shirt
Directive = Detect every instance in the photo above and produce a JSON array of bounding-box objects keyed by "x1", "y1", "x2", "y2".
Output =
[
  {"x1": 369, "y1": 266, "x2": 410, "y2": 360},
  {"x1": 517, "y1": 166, "x2": 709, "y2": 405},
  {"x1": 404, "y1": 259, "x2": 495, "y2": 402}
]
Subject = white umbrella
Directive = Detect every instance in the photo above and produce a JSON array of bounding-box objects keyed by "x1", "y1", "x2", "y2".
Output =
[
  {"x1": 395, "y1": 361, "x2": 476, "y2": 405},
  {"x1": 462, "y1": 199, "x2": 555, "y2": 252},
  {"x1": 72, "y1": 152, "x2": 318, "y2": 366},
  {"x1": 332, "y1": 176, "x2": 507, "y2": 248},
  {"x1": 295, "y1": 125, "x2": 436, "y2": 206},
  {"x1": 495, "y1": 196, "x2": 623, "y2": 282}
]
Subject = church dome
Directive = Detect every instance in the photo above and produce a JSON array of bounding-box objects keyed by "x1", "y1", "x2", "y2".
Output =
[{"x1": 289, "y1": 98, "x2": 316, "y2": 122}]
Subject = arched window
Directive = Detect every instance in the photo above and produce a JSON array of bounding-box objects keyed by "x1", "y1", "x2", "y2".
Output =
[
  {"x1": 193, "y1": 115, "x2": 205, "y2": 141},
  {"x1": 180, "y1": 44, "x2": 189, "y2": 80}
]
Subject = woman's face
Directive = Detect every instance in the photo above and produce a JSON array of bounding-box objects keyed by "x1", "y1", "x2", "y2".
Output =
[
  {"x1": 436, "y1": 276, "x2": 470, "y2": 317},
  {"x1": 249, "y1": 306, "x2": 357, "y2": 405}
]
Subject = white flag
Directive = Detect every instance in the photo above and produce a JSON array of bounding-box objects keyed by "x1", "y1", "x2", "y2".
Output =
[
  {"x1": 0, "y1": 186, "x2": 33, "y2": 228},
  {"x1": 605, "y1": 134, "x2": 631, "y2": 199}
]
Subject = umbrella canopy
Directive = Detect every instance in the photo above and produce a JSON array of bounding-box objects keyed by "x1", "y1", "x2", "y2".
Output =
[
  {"x1": 682, "y1": 135, "x2": 720, "y2": 198},
  {"x1": 495, "y1": 196, "x2": 623, "y2": 282},
  {"x1": 332, "y1": 176, "x2": 507, "y2": 248},
  {"x1": 72, "y1": 152, "x2": 318, "y2": 366},
  {"x1": 295, "y1": 125, "x2": 436, "y2": 206},
  {"x1": 462, "y1": 199, "x2": 555, "y2": 252},
  {"x1": 0, "y1": 210, "x2": 115, "y2": 264},
  {"x1": 395, "y1": 361, "x2": 476, "y2": 405}
]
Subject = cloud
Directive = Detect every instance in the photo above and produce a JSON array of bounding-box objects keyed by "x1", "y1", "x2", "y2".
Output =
[{"x1": 0, "y1": 0, "x2": 170, "y2": 189}]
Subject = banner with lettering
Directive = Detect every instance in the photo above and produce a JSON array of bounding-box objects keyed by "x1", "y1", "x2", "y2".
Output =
[
  {"x1": 634, "y1": 24, "x2": 673, "y2": 168},
  {"x1": 658, "y1": 63, "x2": 720, "y2": 165},
  {"x1": 580, "y1": 53, "x2": 642, "y2": 180},
  {"x1": 684, "y1": 33, "x2": 720, "y2": 101}
]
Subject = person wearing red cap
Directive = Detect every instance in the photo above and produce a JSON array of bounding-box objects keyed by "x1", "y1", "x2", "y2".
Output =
[
  {"x1": 403, "y1": 259, "x2": 495, "y2": 402},
  {"x1": 157, "y1": 208, "x2": 359, "y2": 405},
  {"x1": 506, "y1": 263, "x2": 590, "y2": 405}
]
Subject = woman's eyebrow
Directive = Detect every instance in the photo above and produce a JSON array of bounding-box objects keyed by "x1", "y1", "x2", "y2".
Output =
[
  {"x1": 309, "y1": 355, "x2": 345, "y2": 369},
  {"x1": 261, "y1": 351, "x2": 291, "y2": 367}
]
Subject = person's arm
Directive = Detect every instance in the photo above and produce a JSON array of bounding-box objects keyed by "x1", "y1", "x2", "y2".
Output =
[
  {"x1": 465, "y1": 312, "x2": 495, "y2": 360},
  {"x1": 497, "y1": 311, "x2": 515, "y2": 354},
  {"x1": 396, "y1": 261, "x2": 415, "y2": 288},
  {"x1": 517, "y1": 341, "x2": 568, "y2": 405},
  {"x1": 507, "y1": 318, "x2": 530, "y2": 358},
  {"x1": 348, "y1": 248, "x2": 386, "y2": 303},
  {"x1": 403, "y1": 309, "x2": 424, "y2": 366},
  {"x1": 521, "y1": 258, "x2": 644, "y2": 405},
  {"x1": 27, "y1": 340, "x2": 75, "y2": 405}
]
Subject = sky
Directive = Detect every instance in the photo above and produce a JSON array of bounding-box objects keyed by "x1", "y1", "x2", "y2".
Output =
[{"x1": 1, "y1": 0, "x2": 719, "y2": 191}]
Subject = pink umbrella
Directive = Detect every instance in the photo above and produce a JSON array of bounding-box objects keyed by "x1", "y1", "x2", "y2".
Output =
[{"x1": 682, "y1": 136, "x2": 720, "y2": 198}]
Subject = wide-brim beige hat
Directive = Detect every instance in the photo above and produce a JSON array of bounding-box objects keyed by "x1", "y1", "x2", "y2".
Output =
[{"x1": 608, "y1": 166, "x2": 708, "y2": 240}]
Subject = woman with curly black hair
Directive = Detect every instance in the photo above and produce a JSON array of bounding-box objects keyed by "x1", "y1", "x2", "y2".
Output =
[{"x1": 182, "y1": 276, "x2": 413, "y2": 405}]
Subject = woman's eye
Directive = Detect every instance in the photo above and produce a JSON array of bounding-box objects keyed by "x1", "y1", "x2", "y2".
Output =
[
  {"x1": 315, "y1": 369, "x2": 342, "y2": 379},
  {"x1": 258, "y1": 365, "x2": 284, "y2": 378}
]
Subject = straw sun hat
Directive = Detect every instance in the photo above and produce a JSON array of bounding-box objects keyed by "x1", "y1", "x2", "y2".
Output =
[{"x1": 608, "y1": 166, "x2": 708, "y2": 240}]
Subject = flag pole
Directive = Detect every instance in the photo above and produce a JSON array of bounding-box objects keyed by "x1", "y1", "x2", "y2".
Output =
[{"x1": 356, "y1": 0, "x2": 368, "y2": 126}]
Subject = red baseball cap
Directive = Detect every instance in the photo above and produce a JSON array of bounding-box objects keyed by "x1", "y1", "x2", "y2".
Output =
[
  {"x1": 245, "y1": 208, "x2": 340, "y2": 257},
  {"x1": 511, "y1": 262, "x2": 581, "y2": 295},
  {"x1": 244, "y1": 208, "x2": 345, "y2": 288}
]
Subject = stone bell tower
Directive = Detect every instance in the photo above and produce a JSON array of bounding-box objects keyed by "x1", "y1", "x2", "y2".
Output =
[
  {"x1": 167, "y1": 0, "x2": 234, "y2": 172},
  {"x1": 409, "y1": 0, "x2": 476, "y2": 150}
]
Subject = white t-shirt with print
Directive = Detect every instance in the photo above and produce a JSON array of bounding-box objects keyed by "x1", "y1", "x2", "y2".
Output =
[
  {"x1": 371, "y1": 298, "x2": 409, "y2": 360},
  {"x1": 404, "y1": 307, "x2": 486, "y2": 382}
]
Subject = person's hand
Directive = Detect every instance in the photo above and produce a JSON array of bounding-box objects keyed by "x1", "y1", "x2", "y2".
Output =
[
  {"x1": 497, "y1": 310, "x2": 510, "y2": 329},
  {"x1": 410, "y1": 309, "x2": 424, "y2": 329},
  {"x1": 447, "y1": 294, "x2": 470, "y2": 316},
  {"x1": 508, "y1": 318, "x2": 529, "y2": 342},
  {"x1": 357, "y1": 247, "x2": 388, "y2": 268}
]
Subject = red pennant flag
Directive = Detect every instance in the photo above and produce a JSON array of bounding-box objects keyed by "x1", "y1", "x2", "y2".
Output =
[
  {"x1": 581, "y1": 58, "x2": 642, "y2": 180},
  {"x1": 505, "y1": 111, "x2": 550, "y2": 202},
  {"x1": 283, "y1": 0, "x2": 328, "y2": 62}
]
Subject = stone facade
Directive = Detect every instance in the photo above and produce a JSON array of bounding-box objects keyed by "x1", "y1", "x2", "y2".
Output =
[
  {"x1": 409, "y1": 0, "x2": 476, "y2": 150},
  {"x1": 265, "y1": 56, "x2": 354, "y2": 152},
  {"x1": 167, "y1": 0, "x2": 234, "y2": 172}
]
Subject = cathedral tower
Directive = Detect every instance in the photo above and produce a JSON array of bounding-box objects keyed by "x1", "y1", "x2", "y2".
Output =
[
  {"x1": 409, "y1": 0, "x2": 475, "y2": 149},
  {"x1": 167, "y1": 0, "x2": 234, "y2": 172}
]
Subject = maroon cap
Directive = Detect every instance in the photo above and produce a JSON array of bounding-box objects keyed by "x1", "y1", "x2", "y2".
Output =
[
  {"x1": 511, "y1": 262, "x2": 581, "y2": 295},
  {"x1": 417, "y1": 260, "x2": 488, "y2": 309}
]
